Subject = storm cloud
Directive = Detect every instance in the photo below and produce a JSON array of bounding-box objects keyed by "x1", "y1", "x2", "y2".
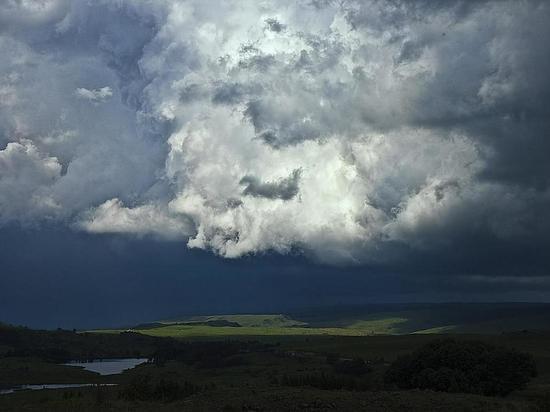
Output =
[
  {"x1": 1, "y1": 0, "x2": 549, "y2": 276},
  {"x1": 240, "y1": 169, "x2": 301, "y2": 201}
]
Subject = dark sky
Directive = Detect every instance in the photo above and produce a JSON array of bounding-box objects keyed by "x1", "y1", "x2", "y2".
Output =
[
  {"x1": 2, "y1": 224, "x2": 549, "y2": 329},
  {"x1": 1, "y1": 1, "x2": 550, "y2": 328}
]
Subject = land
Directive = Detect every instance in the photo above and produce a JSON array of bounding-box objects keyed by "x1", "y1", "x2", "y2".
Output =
[{"x1": 2, "y1": 303, "x2": 550, "y2": 411}]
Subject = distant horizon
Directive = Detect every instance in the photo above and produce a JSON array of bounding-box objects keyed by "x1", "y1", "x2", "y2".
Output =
[{"x1": 5, "y1": 301, "x2": 550, "y2": 331}]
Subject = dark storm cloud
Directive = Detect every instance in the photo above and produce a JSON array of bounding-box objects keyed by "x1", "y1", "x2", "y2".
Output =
[
  {"x1": 240, "y1": 169, "x2": 301, "y2": 200},
  {"x1": 265, "y1": 18, "x2": 286, "y2": 33},
  {"x1": 1, "y1": 225, "x2": 548, "y2": 329},
  {"x1": 0, "y1": 0, "x2": 549, "y2": 281},
  {"x1": 395, "y1": 40, "x2": 423, "y2": 64},
  {"x1": 243, "y1": 100, "x2": 322, "y2": 147},
  {"x1": 211, "y1": 82, "x2": 263, "y2": 105}
]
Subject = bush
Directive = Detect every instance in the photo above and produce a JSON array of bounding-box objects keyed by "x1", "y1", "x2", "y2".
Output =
[
  {"x1": 385, "y1": 339, "x2": 537, "y2": 396},
  {"x1": 120, "y1": 374, "x2": 201, "y2": 402},
  {"x1": 332, "y1": 358, "x2": 371, "y2": 376},
  {"x1": 281, "y1": 372, "x2": 370, "y2": 391}
]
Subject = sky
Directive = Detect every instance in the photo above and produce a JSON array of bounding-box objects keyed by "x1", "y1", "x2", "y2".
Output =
[{"x1": 1, "y1": 0, "x2": 549, "y2": 328}]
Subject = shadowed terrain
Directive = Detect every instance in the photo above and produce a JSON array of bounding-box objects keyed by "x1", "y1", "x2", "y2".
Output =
[{"x1": 2, "y1": 303, "x2": 550, "y2": 411}]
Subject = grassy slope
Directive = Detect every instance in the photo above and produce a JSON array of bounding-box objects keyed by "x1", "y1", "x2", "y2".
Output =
[
  {"x1": 95, "y1": 304, "x2": 550, "y2": 338},
  {"x1": 97, "y1": 325, "x2": 369, "y2": 337},
  {"x1": 290, "y1": 303, "x2": 550, "y2": 334},
  {"x1": 161, "y1": 314, "x2": 306, "y2": 328},
  {"x1": 92, "y1": 316, "x2": 409, "y2": 337}
]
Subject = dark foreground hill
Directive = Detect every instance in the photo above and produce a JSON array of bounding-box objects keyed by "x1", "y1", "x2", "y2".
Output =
[{"x1": 2, "y1": 323, "x2": 550, "y2": 410}]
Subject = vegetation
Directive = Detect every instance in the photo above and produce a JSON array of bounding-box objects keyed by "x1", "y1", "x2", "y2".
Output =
[
  {"x1": 2, "y1": 305, "x2": 550, "y2": 410},
  {"x1": 281, "y1": 372, "x2": 370, "y2": 391},
  {"x1": 119, "y1": 374, "x2": 202, "y2": 402},
  {"x1": 331, "y1": 358, "x2": 372, "y2": 376},
  {"x1": 161, "y1": 314, "x2": 306, "y2": 328},
  {"x1": 0, "y1": 323, "x2": 176, "y2": 362},
  {"x1": 89, "y1": 303, "x2": 550, "y2": 337},
  {"x1": 385, "y1": 338, "x2": 537, "y2": 396},
  {"x1": 115, "y1": 324, "x2": 372, "y2": 337},
  {"x1": 151, "y1": 340, "x2": 269, "y2": 368},
  {"x1": 290, "y1": 303, "x2": 550, "y2": 334}
]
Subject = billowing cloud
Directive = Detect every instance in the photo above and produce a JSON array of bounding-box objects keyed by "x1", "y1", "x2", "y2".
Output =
[
  {"x1": 0, "y1": 140, "x2": 62, "y2": 223},
  {"x1": 0, "y1": 1, "x2": 549, "y2": 272},
  {"x1": 78, "y1": 198, "x2": 191, "y2": 240},
  {"x1": 75, "y1": 87, "x2": 113, "y2": 104},
  {"x1": 240, "y1": 169, "x2": 301, "y2": 200}
]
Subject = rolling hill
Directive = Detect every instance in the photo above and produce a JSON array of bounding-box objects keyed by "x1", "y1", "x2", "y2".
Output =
[{"x1": 102, "y1": 303, "x2": 550, "y2": 338}]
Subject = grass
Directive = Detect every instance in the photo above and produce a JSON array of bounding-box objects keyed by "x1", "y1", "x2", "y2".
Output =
[
  {"x1": 88, "y1": 304, "x2": 550, "y2": 338},
  {"x1": 91, "y1": 315, "x2": 418, "y2": 337},
  {"x1": 290, "y1": 303, "x2": 550, "y2": 334},
  {"x1": 161, "y1": 314, "x2": 306, "y2": 328},
  {"x1": 347, "y1": 317, "x2": 409, "y2": 334},
  {"x1": 95, "y1": 325, "x2": 373, "y2": 337}
]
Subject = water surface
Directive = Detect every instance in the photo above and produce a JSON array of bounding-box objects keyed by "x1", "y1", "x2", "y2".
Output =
[
  {"x1": 64, "y1": 358, "x2": 148, "y2": 375},
  {"x1": 0, "y1": 358, "x2": 148, "y2": 396},
  {"x1": 1, "y1": 383, "x2": 116, "y2": 395}
]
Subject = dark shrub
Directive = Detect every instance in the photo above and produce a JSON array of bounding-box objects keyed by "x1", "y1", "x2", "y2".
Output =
[
  {"x1": 196, "y1": 354, "x2": 247, "y2": 369},
  {"x1": 385, "y1": 339, "x2": 537, "y2": 396},
  {"x1": 120, "y1": 374, "x2": 201, "y2": 402},
  {"x1": 332, "y1": 358, "x2": 372, "y2": 376},
  {"x1": 325, "y1": 353, "x2": 339, "y2": 365},
  {"x1": 120, "y1": 375, "x2": 154, "y2": 401},
  {"x1": 152, "y1": 340, "x2": 269, "y2": 367},
  {"x1": 281, "y1": 372, "x2": 370, "y2": 391}
]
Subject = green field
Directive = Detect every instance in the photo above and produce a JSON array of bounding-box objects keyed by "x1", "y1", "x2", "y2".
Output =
[
  {"x1": 92, "y1": 303, "x2": 550, "y2": 338},
  {"x1": 113, "y1": 325, "x2": 374, "y2": 337},
  {"x1": 161, "y1": 314, "x2": 307, "y2": 328}
]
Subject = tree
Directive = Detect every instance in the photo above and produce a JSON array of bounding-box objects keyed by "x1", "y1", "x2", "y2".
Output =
[{"x1": 385, "y1": 339, "x2": 536, "y2": 396}]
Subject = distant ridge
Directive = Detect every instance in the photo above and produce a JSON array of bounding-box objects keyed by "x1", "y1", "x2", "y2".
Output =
[
  {"x1": 158, "y1": 314, "x2": 306, "y2": 328},
  {"x1": 120, "y1": 303, "x2": 550, "y2": 336}
]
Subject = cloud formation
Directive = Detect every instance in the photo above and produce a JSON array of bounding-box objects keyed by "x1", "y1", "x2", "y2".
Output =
[
  {"x1": 240, "y1": 169, "x2": 301, "y2": 201},
  {"x1": 1, "y1": 0, "x2": 549, "y2": 272},
  {"x1": 75, "y1": 87, "x2": 113, "y2": 104}
]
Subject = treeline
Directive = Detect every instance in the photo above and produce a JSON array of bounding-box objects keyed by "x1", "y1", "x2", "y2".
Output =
[
  {"x1": 152, "y1": 340, "x2": 272, "y2": 368},
  {"x1": 119, "y1": 374, "x2": 206, "y2": 402},
  {"x1": 0, "y1": 323, "x2": 270, "y2": 364},
  {"x1": 0, "y1": 322, "x2": 280, "y2": 406},
  {"x1": 0, "y1": 324, "x2": 163, "y2": 361},
  {"x1": 281, "y1": 372, "x2": 371, "y2": 391},
  {"x1": 385, "y1": 338, "x2": 537, "y2": 396},
  {"x1": 325, "y1": 355, "x2": 372, "y2": 375},
  {"x1": 280, "y1": 356, "x2": 373, "y2": 391},
  {"x1": 281, "y1": 339, "x2": 536, "y2": 397}
]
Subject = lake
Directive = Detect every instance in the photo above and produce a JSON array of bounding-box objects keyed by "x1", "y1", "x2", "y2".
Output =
[
  {"x1": 1, "y1": 358, "x2": 148, "y2": 396},
  {"x1": 63, "y1": 358, "x2": 149, "y2": 375}
]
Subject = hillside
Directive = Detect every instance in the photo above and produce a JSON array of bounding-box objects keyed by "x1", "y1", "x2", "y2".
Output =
[{"x1": 112, "y1": 303, "x2": 550, "y2": 338}]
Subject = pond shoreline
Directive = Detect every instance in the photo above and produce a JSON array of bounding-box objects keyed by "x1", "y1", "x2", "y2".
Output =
[
  {"x1": 1, "y1": 383, "x2": 117, "y2": 396},
  {"x1": 1, "y1": 358, "x2": 148, "y2": 396},
  {"x1": 63, "y1": 358, "x2": 149, "y2": 376}
]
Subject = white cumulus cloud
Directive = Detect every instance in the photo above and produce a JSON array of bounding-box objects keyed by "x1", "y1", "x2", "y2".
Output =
[
  {"x1": 75, "y1": 86, "x2": 113, "y2": 104},
  {"x1": 0, "y1": 0, "x2": 549, "y2": 267}
]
